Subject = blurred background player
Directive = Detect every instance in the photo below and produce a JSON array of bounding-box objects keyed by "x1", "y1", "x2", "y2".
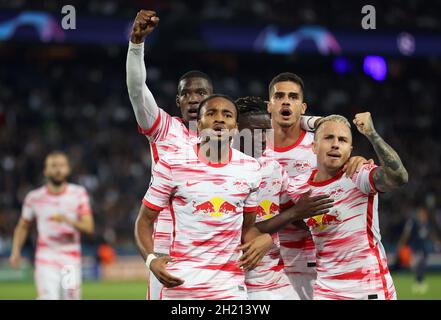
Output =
[
  {"x1": 263, "y1": 73, "x2": 370, "y2": 299},
  {"x1": 236, "y1": 96, "x2": 334, "y2": 299},
  {"x1": 398, "y1": 206, "x2": 441, "y2": 294},
  {"x1": 288, "y1": 113, "x2": 408, "y2": 299},
  {"x1": 134, "y1": 95, "x2": 274, "y2": 299},
  {"x1": 9, "y1": 151, "x2": 94, "y2": 300},
  {"x1": 127, "y1": 10, "x2": 214, "y2": 299}
]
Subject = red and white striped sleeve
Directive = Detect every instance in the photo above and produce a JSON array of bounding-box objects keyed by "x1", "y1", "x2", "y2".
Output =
[
  {"x1": 143, "y1": 158, "x2": 175, "y2": 211},
  {"x1": 21, "y1": 193, "x2": 35, "y2": 222},
  {"x1": 351, "y1": 163, "x2": 379, "y2": 194},
  {"x1": 77, "y1": 187, "x2": 92, "y2": 217},
  {"x1": 243, "y1": 169, "x2": 262, "y2": 213}
]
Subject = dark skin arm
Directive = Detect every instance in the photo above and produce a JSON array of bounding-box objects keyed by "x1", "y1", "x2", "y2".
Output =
[
  {"x1": 134, "y1": 204, "x2": 184, "y2": 288},
  {"x1": 255, "y1": 191, "x2": 334, "y2": 234},
  {"x1": 354, "y1": 112, "x2": 409, "y2": 192},
  {"x1": 238, "y1": 213, "x2": 273, "y2": 271}
]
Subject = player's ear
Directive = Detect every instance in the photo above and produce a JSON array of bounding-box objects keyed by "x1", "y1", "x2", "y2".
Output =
[
  {"x1": 175, "y1": 95, "x2": 180, "y2": 108},
  {"x1": 301, "y1": 102, "x2": 307, "y2": 115},
  {"x1": 312, "y1": 140, "x2": 319, "y2": 155},
  {"x1": 267, "y1": 100, "x2": 272, "y2": 113}
]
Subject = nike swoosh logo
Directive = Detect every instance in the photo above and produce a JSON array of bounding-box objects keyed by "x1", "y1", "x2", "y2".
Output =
[{"x1": 186, "y1": 181, "x2": 199, "y2": 187}]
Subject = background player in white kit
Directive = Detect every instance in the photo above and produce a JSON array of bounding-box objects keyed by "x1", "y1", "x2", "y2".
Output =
[
  {"x1": 263, "y1": 73, "x2": 372, "y2": 299},
  {"x1": 287, "y1": 113, "x2": 408, "y2": 299},
  {"x1": 9, "y1": 151, "x2": 94, "y2": 300}
]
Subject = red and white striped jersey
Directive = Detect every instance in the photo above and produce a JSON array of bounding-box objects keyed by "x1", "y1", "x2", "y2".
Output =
[
  {"x1": 143, "y1": 145, "x2": 262, "y2": 300},
  {"x1": 138, "y1": 109, "x2": 198, "y2": 254},
  {"x1": 263, "y1": 130, "x2": 317, "y2": 275},
  {"x1": 21, "y1": 183, "x2": 92, "y2": 268},
  {"x1": 287, "y1": 164, "x2": 396, "y2": 300},
  {"x1": 245, "y1": 156, "x2": 293, "y2": 293}
]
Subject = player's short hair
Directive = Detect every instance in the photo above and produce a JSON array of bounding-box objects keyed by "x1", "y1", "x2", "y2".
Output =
[
  {"x1": 197, "y1": 94, "x2": 238, "y2": 121},
  {"x1": 314, "y1": 114, "x2": 352, "y2": 141},
  {"x1": 45, "y1": 151, "x2": 70, "y2": 166},
  {"x1": 268, "y1": 72, "x2": 305, "y2": 98},
  {"x1": 178, "y1": 70, "x2": 213, "y2": 93},
  {"x1": 235, "y1": 96, "x2": 269, "y2": 117}
]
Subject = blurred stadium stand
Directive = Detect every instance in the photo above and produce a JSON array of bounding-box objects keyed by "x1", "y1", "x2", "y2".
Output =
[{"x1": 0, "y1": 0, "x2": 440, "y2": 280}]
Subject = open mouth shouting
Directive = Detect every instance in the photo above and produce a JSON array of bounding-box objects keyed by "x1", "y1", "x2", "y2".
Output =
[{"x1": 280, "y1": 107, "x2": 293, "y2": 120}]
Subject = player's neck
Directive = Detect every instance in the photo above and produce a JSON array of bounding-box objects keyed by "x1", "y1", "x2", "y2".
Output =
[
  {"x1": 314, "y1": 164, "x2": 342, "y2": 182},
  {"x1": 198, "y1": 141, "x2": 231, "y2": 164},
  {"x1": 272, "y1": 121, "x2": 303, "y2": 148},
  {"x1": 46, "y1": 181, "x2": 67, "y2": 195}
]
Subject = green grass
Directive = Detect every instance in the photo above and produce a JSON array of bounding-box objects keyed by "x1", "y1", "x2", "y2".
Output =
[{"x1": 1, "y1": 273, "x2": 441, "y2": 300}]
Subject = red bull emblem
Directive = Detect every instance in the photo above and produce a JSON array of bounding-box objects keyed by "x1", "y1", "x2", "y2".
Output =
[
  {"x1": 293, "y1": 160, "x2": 311, "y2": 173},
  {"x1": 233, "y1": 179, "x2": 249, "y2": 192},
  {"x1": 193, "y1": 197, "x2": 238, "y2": 217},
  {"x1": 329, "y1": 186, "x2": 345, "y2": 200},
  {"x1": 306, "y1": 211, "x2": 341, "y2": 230},
  {"x1": 256, "y1": 199, "x2": 279, "y2": 220},
  {"x1": 271, "y1": 179, "x2": 282, "y2": 188}
]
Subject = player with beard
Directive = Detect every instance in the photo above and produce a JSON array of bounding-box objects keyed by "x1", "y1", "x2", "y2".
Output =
[{"x1": 9, "y1": 151, "x2": 94, "y2": 299}]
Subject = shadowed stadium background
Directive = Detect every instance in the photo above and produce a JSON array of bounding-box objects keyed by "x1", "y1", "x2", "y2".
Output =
[{"x1": 0, "y1": 0, "x2": 440, "y2": 299}]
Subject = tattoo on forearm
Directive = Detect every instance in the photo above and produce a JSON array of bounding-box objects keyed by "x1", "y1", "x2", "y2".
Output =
[{"x1": 367, "y1": 132, "x2": 408, "y2": 190}]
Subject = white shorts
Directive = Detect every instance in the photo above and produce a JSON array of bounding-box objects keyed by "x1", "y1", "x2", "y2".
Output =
[
  {"x1": 147, "y1": 270, "x2": 163, "y2": 300},
  {"x1": 35, "y1": 263, "x2": 81, "y2": 300},
  {"x1": 247, "y1": 284, "x2": 298, "y2": 300},
  {"x1": 286, "y1": 273, "x2": 316, "y2": 300}
]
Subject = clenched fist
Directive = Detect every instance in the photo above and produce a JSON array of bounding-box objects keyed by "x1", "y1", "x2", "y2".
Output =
[
  {"x1": 353, "y1": 112, "x2": 376, "y2": 137},
  {"x1": 130, "y1": 10, "x2": 160, "y2": 44}
]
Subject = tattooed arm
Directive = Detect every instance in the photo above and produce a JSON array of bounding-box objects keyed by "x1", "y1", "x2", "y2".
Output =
[{"x1": 353, "y1": 112, "x2": 409, "y2": 192}]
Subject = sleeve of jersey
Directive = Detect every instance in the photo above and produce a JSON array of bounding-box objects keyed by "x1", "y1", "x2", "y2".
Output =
[
  {"x1": 77, "y1": 188, "x2": 93, "y2": 217},
  {"x1": 299, "y1": 115, "x2": 322, "y2": 132},
  {"x1": 143, "y1": 159, "x2": 174, "y2": 211},
  {"x1": 351, "y1": 163, "x2": 379, "y2": 194},
  {"x1": 21, "y1": 193, "x2": 35, "y2": 222},
  {"x1": 243, "y1": 169, "x2": 262, "y2": 213},
  {"x1": 126, "y1": 42, "x2": 170, "y2": 142}
]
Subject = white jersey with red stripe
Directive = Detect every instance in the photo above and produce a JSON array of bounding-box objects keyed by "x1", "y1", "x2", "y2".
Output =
[
  {"x1": 287, "y1": 164, "x2": 396, "y2": 300},
  {"x1": 138, "y1": 109, "x2": 198, "y2": 255},
  {"x1": 263, "y1": 130, "x2": 317, "y2": 275},
  {"x1": 21, "y1": 183, "x2": 92, "y2": 268},
  {"x1": 143, "y1": 145, "x2": 262, "y2": 300},
  {"x1": 245, "y1": 156, "x2": 294, "y2": 295}
]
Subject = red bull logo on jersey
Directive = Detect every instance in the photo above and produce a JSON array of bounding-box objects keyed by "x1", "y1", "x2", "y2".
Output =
[
  {"x1": 306, "y1": 210, "x2": 341, "y2": 230},
  {"x1": 233, "y1": 179, "x2": 250, "y2": 192},
  {"x1": 256, "y1": 199, "x2": 279, "y2": 220},
  {"x1": 293, "y1": 160, "x2": 311, "y2": 173},
  {"x1": 329, "y1": 185, "x2": 345, "y2": 200},
  {"x1": 192, "y1": 197, "x2": 238, "y2": 217}
]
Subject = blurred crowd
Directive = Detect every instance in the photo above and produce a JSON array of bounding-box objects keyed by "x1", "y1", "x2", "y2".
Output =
[{"x1": 1, "y1": 0, "x2": 440, "y2": 31}]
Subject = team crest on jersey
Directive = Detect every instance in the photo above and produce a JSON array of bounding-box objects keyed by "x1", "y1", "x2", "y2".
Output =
[
  {"x1": 192, "y1": 198, "x2": 238, "y2": 217},
  {"x1": 329, "y1": 185, "x2": 345, "y2": 200},
  {"x1": 306, "y1": 210, "x2": 341, "y2": 230},
  {"x1": 233, "y1": 179, "x2": 249, "y2": 192},
  {"x1": 293, "y1": 160, "x2": 311, "y2": 173},
  {"x1": 272, "y1": 179, "x2": 282, "y2": 189},
  {"x1": 256, "y1": 199, "x2": 279, "y2": 220}
]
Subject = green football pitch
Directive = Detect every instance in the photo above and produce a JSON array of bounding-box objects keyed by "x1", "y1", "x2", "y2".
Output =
[{"x1": 1, "y1": 273, "x2": 441, "y2": 300}]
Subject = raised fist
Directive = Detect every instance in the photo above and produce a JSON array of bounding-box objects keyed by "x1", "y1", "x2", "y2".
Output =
[{"x1": 131, "y1": 10, "x2": 160, "y2": 44}]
